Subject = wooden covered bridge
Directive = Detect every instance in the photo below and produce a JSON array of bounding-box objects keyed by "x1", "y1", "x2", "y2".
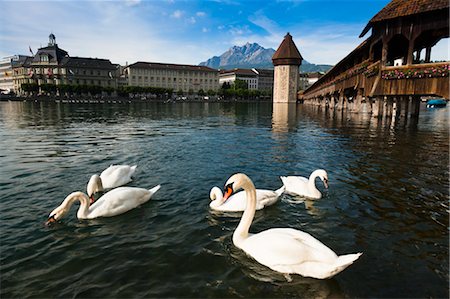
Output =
[{"x1": 299, "y1": 0, "x2": 449, "y2": 120}]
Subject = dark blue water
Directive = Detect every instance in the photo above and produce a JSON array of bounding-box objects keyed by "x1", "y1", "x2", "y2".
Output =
[{"x1": 0, "y1": 101, "x2": 448, "y2": 298}]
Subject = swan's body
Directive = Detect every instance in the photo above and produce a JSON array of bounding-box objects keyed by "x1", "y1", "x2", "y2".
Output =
[
  {"x1": 209, "y1": 186, "x2": 284, "y2": 212},
  {"x1": 224, "y1": 173, "x2": 361, "y2": 279},
  {"x1": 281, "y1": 169, "x2": 329, "y2": 199},
  {"x1": 87, "y1": 164, "x2": 137, "y2": 201},
  {"x1": 47, "y1": 185, "x2": 160, "y2": 223}
]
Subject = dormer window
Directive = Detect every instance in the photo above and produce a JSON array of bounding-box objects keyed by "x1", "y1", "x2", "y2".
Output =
[{"x1": 40, "y1": 55, "x2": 49, "y2": 62}]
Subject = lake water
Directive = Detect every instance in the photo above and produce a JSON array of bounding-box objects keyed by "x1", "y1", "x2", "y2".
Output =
[{"x1": 0, "y1": 100, "x2": 448, "y2": 298}]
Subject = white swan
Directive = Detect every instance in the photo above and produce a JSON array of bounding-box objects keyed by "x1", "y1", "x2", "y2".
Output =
[
  {"x1": 209, "y1": 185, "x2": 284, "y2": 212},
  {"x1": 87, "y1": 164, "x2": 137, "y2": 202},
  {"x1": 224, "y1": 173, "x2": 361, "y2": 279},
  {"x1": 280, "y1": 169, "x2": 329, "y2": 199},
  {"x1": 46, "y1": 185, "x2": 160, "y2": 224}
]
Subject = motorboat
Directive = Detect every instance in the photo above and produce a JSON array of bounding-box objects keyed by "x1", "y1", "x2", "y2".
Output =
[{"x1": 426, "y1": 99, "x2": 447, "y2": 108}]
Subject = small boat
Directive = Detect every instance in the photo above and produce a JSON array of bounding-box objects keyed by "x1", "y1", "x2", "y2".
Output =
[{"x1": 426, "y1": 99, "x2": 447, "y2": 108}]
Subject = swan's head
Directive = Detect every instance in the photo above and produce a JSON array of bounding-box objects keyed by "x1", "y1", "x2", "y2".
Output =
[
  {"x1": 87, "y1": 174, "x2": 103, "y2": 204},
  {"x1": 223, "y1": 173, "x2": 254, "y2": 201},
  {"x1": 46, "y1": 204, "x2": 69, "y2": 225},
  {"x1": 316, "y1": 169, "x2": 329, "y2": 188},
  {"x1": 209, "y1": 186, "x2": 223, "y2": 201}
]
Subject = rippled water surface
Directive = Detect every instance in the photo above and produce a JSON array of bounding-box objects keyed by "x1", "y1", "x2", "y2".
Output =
[{"x1": 0, "y1": 101, "x2": 448, "y2": 298}]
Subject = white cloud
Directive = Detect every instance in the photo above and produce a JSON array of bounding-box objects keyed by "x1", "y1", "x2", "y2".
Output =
[
  {"x1": 228, "y1": 25, "x2": 251, "y2": 36},
  {"x1": 196, "y1": 11, "x2": 206, "y2": 17},
  {"x1": 188, "y1": 17, "x2": 196, "y2": 24},
  {"x1": 171, "y1": 10, "x2": 183, "y2": 18},
  {"x1": 124, "y1": 0, "x2": 141, "y2": 6},
  {"x1": 202, "y1": 27, "x2": 210, "y2": 33}
]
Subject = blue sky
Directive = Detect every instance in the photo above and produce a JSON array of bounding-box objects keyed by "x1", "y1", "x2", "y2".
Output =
[{"x1": 0, "y1": 0, "x2": 448, "y2": 66}]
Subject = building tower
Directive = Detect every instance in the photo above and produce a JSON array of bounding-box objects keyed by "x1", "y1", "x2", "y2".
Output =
[
  {"x1": 49, "y1": 33, "x2": 56, "y2": 46},
  {"x1": 272, "y1": 33, "x2": 302, "y2": 103}
]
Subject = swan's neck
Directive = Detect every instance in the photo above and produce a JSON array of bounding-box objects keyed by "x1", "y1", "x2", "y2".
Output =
[
  {"x1": 233, "y1": 181, "x2": 256, "y2": 246},
  {"x1": 210, "y1": 188, "x2": 225, "y2": 208},
  {"x1": 308, "y1": 172, "x2": 319, "y2": 189},
  {"x1": 62, "y1": 192, "x2": 90, "y2": 219}
]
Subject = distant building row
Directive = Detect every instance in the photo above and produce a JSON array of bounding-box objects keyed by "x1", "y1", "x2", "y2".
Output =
[{"x1": 2, "y1": 34, "x2": 323, "y2": 96}]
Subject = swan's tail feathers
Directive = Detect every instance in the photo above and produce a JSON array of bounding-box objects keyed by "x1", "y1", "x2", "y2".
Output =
[
  {"x1": 274, "y1": 185, "x2": 285, "y2": 196},
  {"x1": 149, "y1": 184, "x2": 161, "y2": 195},
  {"x1": 280, "y1": 176, "x2": 287, "y2": 186},
  {"x1": 130, "y1": 165, "x2": 138, "y2": 175},
  {"x1": 332, "y1": 252, "x2": 362, "y2": 275}
]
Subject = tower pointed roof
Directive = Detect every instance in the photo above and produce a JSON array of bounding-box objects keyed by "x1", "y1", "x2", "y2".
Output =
[{"x1": 272, "y1": 33, "x2": 303, "y2": 66}]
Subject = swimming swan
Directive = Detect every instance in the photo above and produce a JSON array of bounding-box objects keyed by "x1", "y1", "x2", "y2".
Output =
[
  {"x1": 46, "y1": 185, "x2": 160, "y2": 224},
  {"x1": 281, "y1": 169, "x2": 328, "y2": 199},
  {"x1": 87, "y1": 164, "x2": 137, "y2": 202},
  {"x1": 209, "y1": 185, "x2": 284, "y2": 212},
  {"x1": 224, "y1": 173, "x2": 361, "y2": 279}
]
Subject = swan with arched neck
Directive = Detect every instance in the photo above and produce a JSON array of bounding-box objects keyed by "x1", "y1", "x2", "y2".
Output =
[
  {"x1": 46, "y1": 185, "x2": 160, "y2": 224},
  {"x1": 224, "y1": 173, "x2": 361, "y2": 279}
]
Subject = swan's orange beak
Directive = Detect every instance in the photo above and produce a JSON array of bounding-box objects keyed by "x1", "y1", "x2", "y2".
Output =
[
  {"x1": 89, "y1": 195, "x2": 95, "y2": 204},
  {"x1": 323, "y1": 178, "x2": 329, "y2": 189},
  {"x1": 45, "y1": 215, "x2": 56, "y2": 226},
  {"x1": 223, "y1": 184, "x2": 233, "y2": 202}
]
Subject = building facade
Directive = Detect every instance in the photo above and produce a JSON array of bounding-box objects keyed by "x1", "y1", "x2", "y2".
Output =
[
  {"x1": 218, "y1": 68, "x2": 274, "y2": 90},
  {"x1": 124, "y1": 62, "x2": 219, "y2": 92},
  {"x1": 12, "y1": 34, "x2": 118, "y2": 95},
  {"x1": 0, "y1": 55, "x2": 29, "y2": 94}
]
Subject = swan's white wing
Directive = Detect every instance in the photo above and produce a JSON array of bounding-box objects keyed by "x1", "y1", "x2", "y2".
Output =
[
  {"x1": 100, "y1": 165, "x2": 136, "y2": 189},
  {"x1": 240, "y1": 228, "x2": 338, "y2": 268},
  {"x1": 88, "y1": 187, "x2": 151, "y2": 218},
  {"x1": 100, "y1": 165, "x2": 121, "y2": 177},
  {"x1": 281, "y1": 176, "x2": 317, "y2": 197},
  {"x1": 255, "y1": 189, "x2": 281, "y2": 208}
]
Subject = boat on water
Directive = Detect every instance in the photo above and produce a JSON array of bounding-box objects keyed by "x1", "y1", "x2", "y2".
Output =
[{"x1": 426, "y1": 99, "x2": 447, "y2": 108}]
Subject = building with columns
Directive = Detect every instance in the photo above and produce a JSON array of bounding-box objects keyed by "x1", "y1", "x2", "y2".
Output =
[
  {"x1": 12, "y1": 34, "x2": 118, "y2": 95},
  {"x1": 272, "y1": 33, "x2": 303, "y2": 103}
]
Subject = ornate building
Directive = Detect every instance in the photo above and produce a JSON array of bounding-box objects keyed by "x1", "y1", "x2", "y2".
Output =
[{"x1": 12, "y1": 34, "x2": 118, "y2": 95}]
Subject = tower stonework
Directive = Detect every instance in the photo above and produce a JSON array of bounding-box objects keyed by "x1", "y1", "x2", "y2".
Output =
[{"x1": 272, "y1": 33, "x2": 302, "y2": 103}]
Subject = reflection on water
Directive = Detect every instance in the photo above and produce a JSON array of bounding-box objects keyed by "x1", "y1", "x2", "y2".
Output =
[{"x1": 0, "y1": 101, "x2": 448, "y2": 298}]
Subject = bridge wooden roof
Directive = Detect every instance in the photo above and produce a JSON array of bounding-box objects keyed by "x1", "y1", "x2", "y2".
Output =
[{"x1": 360, "y1": 0, "x2": 449, "y2": 37}]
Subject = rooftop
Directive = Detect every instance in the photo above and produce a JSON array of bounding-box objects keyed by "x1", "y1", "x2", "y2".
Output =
[
  {"x1": 272, "y1": 33, "x2": 303, "y2": 66},
  {"x1": 360, "y1": 0, "x2": 449, "y2": 37},
  {"x1": 128, "y1": 61, "x2": 218, "y2": 72}
]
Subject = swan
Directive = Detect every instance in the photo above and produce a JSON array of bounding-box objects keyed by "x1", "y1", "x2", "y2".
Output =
[
  {"x1": 223, "y1": 173, "x2": 361, "y2": 279},
  {"x1": 280, "y1": 169, "x2": 328, "y2": 199},
  {"x1": 46, "y1": 185, "x2": 161, "y2": 224},
  {"x1": 87, "y1": 164, "x2": 137, "y2": 202},
  {"x1": 209, "y1": 185, "x2": 284, "y2": 212}
]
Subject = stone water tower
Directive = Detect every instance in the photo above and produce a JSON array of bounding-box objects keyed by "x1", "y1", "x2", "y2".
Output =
[{"x1": 272, "y1": 33, "x2": 302, "y2": 103}]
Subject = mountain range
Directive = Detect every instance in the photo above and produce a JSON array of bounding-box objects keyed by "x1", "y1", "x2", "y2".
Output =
[{"x1": 199, "y1": 42, "x2": 333, "y2": 73}]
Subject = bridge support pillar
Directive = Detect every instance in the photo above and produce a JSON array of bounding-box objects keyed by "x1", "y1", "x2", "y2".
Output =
[
  {"x1": 371, "y1": 97, "x2": 383, "y2": 118},
  {"x1": 353, "y1": 89, "x2": 363, "y2": 113},
  {"x1": 337, "y1": 92, "x2": 345, "y2": 110},
  {"x1": 400, "y1": 96, "x2": 410, "y2": 119},
  {"x1": 410, "y1": 96, "x2": 421, "y2": 118}
]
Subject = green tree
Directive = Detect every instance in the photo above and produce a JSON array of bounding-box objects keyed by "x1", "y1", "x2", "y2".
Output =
[{"x1": 233, "y1": 79, "x2": 248, "y2": 90}]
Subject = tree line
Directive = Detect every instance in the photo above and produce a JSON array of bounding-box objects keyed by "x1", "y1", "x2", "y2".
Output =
[{"x1": 20, "y1": 79, "x2": 272, "y2": 99}]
